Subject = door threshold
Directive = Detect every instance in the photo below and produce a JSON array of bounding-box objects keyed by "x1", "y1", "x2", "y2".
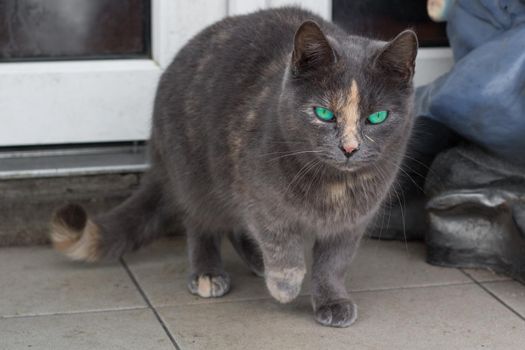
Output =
[{"x1": 0, "y1": 144, "x2": 149, "y2": 180}]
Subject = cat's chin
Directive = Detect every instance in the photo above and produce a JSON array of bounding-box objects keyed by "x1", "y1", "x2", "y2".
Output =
[{"x1": 328, "y1": 160, "x2": 374, "y2": 173}]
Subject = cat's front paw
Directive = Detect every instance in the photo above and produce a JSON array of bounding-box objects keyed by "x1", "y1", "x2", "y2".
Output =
[
  {"x1": 188, "y1": 272, "x2": 231, "y2": 298},
  {"x1": 314, "y1": 300, "x2": 358, "y2": 328},
  {"x1": 265, "y1": 267, "x2": 305, "y2": 303}
]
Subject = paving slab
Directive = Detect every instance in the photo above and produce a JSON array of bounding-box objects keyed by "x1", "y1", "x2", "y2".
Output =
[
  {"x1": 124, "y1": 236, "x2": 266, "y2": 307},
  {"x1": 348, "y1": 239, "x2": 471, "y2": 291},
  {"x1": 462, "y1": 268, "x2": 512, "y2": 282},
  {"x1": 483, "y1": 281, "x2": 525, "y2": 318},
  {"x1": 158, "y1": 284, "x2": 525, "y2": 350},
  {"x1": 0, "y1": 309, "x2": 174, "y2": 350},
  {"x1": 0, "y1": 246, "x2": 145, "y2": 317},
  {"x1": 124, "y1": 238, "x2": 471, "y2": 307}
]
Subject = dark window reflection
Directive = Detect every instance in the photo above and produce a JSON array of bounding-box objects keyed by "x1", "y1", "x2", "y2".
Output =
[
  {"x1": 333, "y1": 0, "x2": 448, "y2": 47},
  {"x1": 0, "y1": 0, "x2": 150, "y2": 62}
]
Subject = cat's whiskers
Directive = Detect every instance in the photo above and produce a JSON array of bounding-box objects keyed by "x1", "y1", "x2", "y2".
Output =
[
  {"x1": 265, "y1": 150, "x2": 324, "y2": 162},
  {"x1": 294, "y1": 160, "x2": 323, "y2": 192},
  {"x1": 365, "y1": 135, "x2": 376, "y2": 143},
  {"x1": 304, "y1": 160, "x2": 325, "y2": 199},
  {"x1": 390, "y1": 149, "x2": 446, "y2": 193},
  {"x1": 393, "y1": 154, "x2": 430, "y2": 181},
  {"x1": 390, "y1": 180, "x2": 409, "y2": 254},
  {"x1": 389, "y1": 148, "x2": 441, "y2": 182},
  {"x1": 366, "y1": 162, "x2": 401, "y2": 262},
  {"x1": 255, "y1": 149, "x2": 308, "y2": 158},
  {"x1": 392, "y1": 164, "x2": 425, "y2": 194},
  {"x1": 257, "y1": 148, "x2": 313, "y2": 156},
  {"x1": 374, "y1": 156, "x2": 418, "y2": 252},
  {"x1": 380, "y1": 156, "x2": 426, "y2": 194},
  {"x1": 285, "y1": 158, "x2": 321, "y2": 194},
  {"x1": 372, "y1": 169, "x2": 387, "y2": 244},
  {"x1": 266, "y1": 140, "x2": 310, "y2": 144}
]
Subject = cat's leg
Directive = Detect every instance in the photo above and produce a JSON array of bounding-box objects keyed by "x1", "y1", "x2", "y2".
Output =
[
  {"x1": 311, "y1": 233, "x2": 362, "y2": 327},
  {"x1": 228, "y1": 230, "x2": 264, "y2": 277},
  {"x1": 186, "y1": 223, "x2": 230, "y2": 298},
  {"x1": 250, "y1": 223, "x2": 306, "y2": 303}
]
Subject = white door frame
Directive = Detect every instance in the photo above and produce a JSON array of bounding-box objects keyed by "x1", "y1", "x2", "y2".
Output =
[{"x1": 0, "y1": 0, "x2": 450, "y2": 147}]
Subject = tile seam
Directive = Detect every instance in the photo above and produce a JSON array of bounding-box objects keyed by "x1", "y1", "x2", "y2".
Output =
[
  {"x1": 120, "y1": 258, "x2": 182, "y2": 350},
  {"x1": 461, "y1": 269, "x2": 525, "y2": 322}
]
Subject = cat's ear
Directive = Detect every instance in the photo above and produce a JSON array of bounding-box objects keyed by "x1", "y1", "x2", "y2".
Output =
[
  {"x1": 374, "y1": 30, "x2": 418, "y2": 80},
  {"x1": 292, "y1": 21, "x2": 337, "y2": 75}
]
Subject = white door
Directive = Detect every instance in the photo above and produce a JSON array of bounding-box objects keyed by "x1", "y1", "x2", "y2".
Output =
[
  {"x1": 0, "y1": 0, "x2": 450, "y2": 148},
  {"x1": 0, "y1": 0, "x2": 230, "y2": 146}
]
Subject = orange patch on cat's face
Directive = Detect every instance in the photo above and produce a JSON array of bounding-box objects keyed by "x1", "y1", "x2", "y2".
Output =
[{"x1": 338, "y1": 80, "x2": 361, "y2": 150}]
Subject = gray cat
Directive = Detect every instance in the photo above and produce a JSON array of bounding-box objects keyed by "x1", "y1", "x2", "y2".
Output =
[{"x1": 50, "y1": 7, "x2": 417, "y2": 327}]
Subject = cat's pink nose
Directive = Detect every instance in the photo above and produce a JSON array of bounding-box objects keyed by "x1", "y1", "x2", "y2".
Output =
[{"x1": 340, "y1": 142, "x2": 359, "y2": 158}]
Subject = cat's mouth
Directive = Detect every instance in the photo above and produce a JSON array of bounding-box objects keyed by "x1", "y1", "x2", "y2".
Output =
[
  {"x1": 341, "y1": 161, "x2": 373, "y2": 172},
  {"x1": 323, "y1": 156, "x2": 375, "y2": 172}
]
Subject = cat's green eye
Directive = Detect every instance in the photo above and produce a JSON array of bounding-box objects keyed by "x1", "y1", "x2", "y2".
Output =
[
  {"x1": 314, "y1": 106, "x2": 335, "y2": 122},
  {"x1": 367, "y1": 111, "x2": 388, "y2": 124}
]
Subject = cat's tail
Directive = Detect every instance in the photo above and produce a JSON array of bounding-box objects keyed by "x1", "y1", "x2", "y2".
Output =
[{"x1": 50, "y1": 176, "x2": 170, "y2": 262}]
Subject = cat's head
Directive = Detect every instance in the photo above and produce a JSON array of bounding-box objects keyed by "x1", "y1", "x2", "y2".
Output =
[{"x1": 278, "y1": 21, "x2": 418, "y2": 172}]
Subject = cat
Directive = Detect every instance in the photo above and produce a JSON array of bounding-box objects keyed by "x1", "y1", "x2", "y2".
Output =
[{"x1": 50, "y1": 7, "x2": 417, "y2": 327}]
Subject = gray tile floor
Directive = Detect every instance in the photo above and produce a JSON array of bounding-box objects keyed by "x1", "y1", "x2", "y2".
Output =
[{"x1": 1, "y1": 237, "x2": 524, "y2": 349}]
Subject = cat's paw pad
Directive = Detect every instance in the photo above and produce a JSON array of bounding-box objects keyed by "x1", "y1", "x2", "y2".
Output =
[
  {"x1": 314, "y1": 300, "x2": 357, "y2": 328},
  {"x1": 188, "y1": 273, "x2": 231, "y2": 298},
  {"x1": 265, "y1": 267, "x2": 305, "y2": 303}
]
